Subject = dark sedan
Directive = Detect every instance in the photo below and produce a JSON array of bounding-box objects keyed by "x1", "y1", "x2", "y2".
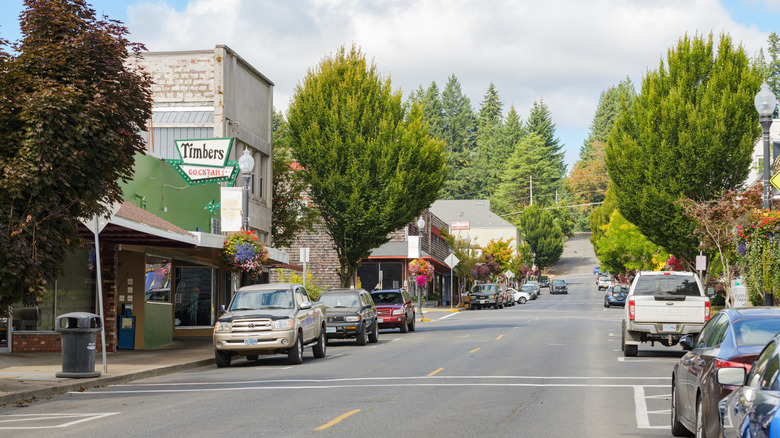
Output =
[
  {"x1": 671, "y1": 308, "x2": 780, "y2": 438},
  {"x1": 551, "y1": 279, "x2": 568, "y2": 294},
  {"x1": 603, "y1": 284, "x2": 627, "y2": 307},
  {"x1": 718, "y1": 331, "x2": 780, "y2": 438},
  {"x1": 319, "y1": 288, "x2": 378, "y2": 345},
  {"x1": 370, "y1": 289, "x2": 416, "y2": 333}
]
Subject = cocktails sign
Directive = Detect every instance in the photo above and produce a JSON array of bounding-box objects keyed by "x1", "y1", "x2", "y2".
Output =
[{"x1": 167, "y1": 137, "x2": 239, "y2": 185}]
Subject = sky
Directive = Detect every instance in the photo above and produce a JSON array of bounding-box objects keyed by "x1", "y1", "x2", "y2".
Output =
[{"x1": 2, "y1": 0, "x2": 780, "y2": 169}]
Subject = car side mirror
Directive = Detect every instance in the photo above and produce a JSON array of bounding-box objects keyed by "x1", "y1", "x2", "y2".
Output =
[
  {"x1": 717, "y1": 367, "x2": 746, "y2": 386},
  {"x1": 679, "y1": 335, "x2": 693, "y2": 351},
  {"x1": 219, "y1": 304, "x2": 226, "y2": 314},
  {"x1": 300, "y1": 301, "x2": 312, "y2": 310}
]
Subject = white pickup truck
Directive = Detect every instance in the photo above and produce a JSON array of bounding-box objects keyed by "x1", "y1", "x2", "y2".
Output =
[{"x1": 621, "y1": 271, "x2": 711, "y2": 357}]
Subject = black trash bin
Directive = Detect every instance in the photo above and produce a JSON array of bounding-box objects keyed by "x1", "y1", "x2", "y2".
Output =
[{"x1": 55, "y1": 312, "x2": 102, "y2": 378}]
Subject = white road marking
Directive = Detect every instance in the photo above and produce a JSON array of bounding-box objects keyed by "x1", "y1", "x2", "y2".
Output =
[
  {"x1": 439, "y1": 313, "x2": 457, "y2": 320},
  {"x1": 0, "y1": 413, "x2": 119, "y2": 430}
]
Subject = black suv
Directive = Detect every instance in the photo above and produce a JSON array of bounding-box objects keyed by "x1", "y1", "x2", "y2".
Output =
[
  {"x1": 551, "y1": 279, "x2": 568, "y2": 294},
  {"x1": 318, "y1": 288, "x2": 378, "y2": 345},
  {"x1": 538, "y1": 276, "x2": 550, "y2": 289}
]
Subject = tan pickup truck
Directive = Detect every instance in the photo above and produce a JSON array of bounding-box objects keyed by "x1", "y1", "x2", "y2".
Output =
[{"x1": 213, "y1": 283, "x2": 327, "y2": 367}]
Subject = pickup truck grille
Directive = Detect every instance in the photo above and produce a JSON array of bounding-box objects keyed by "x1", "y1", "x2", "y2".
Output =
[
  {"x1": 328, "y1": 316, "x2": 346, "y2": 323},
  {"x1": 231, "y1": 318, "x2": 272, "y2": 332}
]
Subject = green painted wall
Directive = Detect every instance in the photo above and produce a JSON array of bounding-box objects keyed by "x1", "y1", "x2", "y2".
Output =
[
  {"x1": 143, "y1": 302, "x2": 173, "y2": 349},
  {"x1": 120, "y1": 153, "x2": 226, "y2": 232}
]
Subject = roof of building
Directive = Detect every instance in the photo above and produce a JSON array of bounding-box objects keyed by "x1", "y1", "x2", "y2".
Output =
[{"x1": 430, "y1": 199, "x2": 515, "y2": 229}]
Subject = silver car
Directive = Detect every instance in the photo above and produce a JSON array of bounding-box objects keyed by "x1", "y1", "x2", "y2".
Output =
[
  {"x1": 526, "y1": 280, "x2": 541, "y2": 295},
  {"x1": 519, "y1": 284, "x2": 537, "y2": 301},
  {"x1": 513, "y1": 287, "x2": 534, "y2": 304}
]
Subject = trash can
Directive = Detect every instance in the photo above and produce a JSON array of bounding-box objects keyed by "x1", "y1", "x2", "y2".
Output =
[{"x1": 55, "y1": 312, "x2": 102, "y2": 378}]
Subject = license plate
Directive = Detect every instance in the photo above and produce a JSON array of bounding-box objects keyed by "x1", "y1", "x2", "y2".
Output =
[
  {"x1": 244, "y1": 339, "x2": 258, "y2": 346},
  {"x1": 326, "y1": 327, "x2": 336, "y2": 333},
  {"x1": 663, "y1": 324, "x2": 677, "y2": 332},
  {"x1": 377, "y1": 318, "x2": 383, "y2": 323}
]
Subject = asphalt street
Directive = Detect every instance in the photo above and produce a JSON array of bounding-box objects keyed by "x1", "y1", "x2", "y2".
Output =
[{"x1": 0, "y1": 233, "x2": 686, "y2": 437}]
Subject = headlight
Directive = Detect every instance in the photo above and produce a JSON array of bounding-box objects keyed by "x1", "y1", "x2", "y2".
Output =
[
  {"x1": 215, "y1": 321, "x2": 231, "y2": 332},
  {"x1": 345, "y1": 316, "x2": 360, "y2": 322},
  {"x1": 392, "y1": 309, "x2": 403, "y2": 315},
  {"x1": 489, "y1": 295, "x2": 495, "y2": 299},
  {"x1": 273, "y1": 319, "x2": 295, "y2": 330}
]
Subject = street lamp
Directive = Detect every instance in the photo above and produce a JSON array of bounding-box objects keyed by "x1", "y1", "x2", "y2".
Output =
[
  {"x1": 416, "y1": 216, "x2": 425, "y2": 319},
  {"x1": 755, "y1": 81, "x2": 777, "y2": 306},
  {"x1": 238, "y1": 149, "x2": 255, "y2": 231}
]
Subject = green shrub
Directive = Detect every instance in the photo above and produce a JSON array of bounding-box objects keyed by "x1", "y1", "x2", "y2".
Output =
[{"x1": 275, "y1": 269, "x2": 325, "y2": 301}]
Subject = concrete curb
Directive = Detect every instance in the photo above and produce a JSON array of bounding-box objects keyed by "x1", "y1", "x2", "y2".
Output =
[{"x1": 0, "y1": 358, "x2": 215, "y2": 407}]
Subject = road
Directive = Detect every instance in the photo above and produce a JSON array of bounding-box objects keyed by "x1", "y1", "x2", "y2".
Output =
[{"x1": 0, "y1": 232, "x2": 685, "y2": 437}]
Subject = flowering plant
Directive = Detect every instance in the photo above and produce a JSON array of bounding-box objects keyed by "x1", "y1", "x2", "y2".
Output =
[
  {"x1": 221, "y1": 231, "x2": 268, "y2": 278},
  {"x1": 408, "y1": 258, "x2": 433, "y2": 287}
]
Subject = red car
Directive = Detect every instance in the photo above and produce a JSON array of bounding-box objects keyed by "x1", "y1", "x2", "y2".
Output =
[{"x1": 370, "y1": 289, "x2": 416, "y2": 333}]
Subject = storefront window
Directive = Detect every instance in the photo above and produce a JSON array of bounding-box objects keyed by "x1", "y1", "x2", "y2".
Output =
[
  {"x1": 12, "y1": 247, "x2": 95, "y2": 331},
  {"x1": 357, "y1": 262, "x2": 403, "y2": 291},
  {"x1": 174, "y1": 267, "x2": 214, "y2": 327},
  {"x1": 145, "y1": 256, "x2": 171, "y2": 302}
]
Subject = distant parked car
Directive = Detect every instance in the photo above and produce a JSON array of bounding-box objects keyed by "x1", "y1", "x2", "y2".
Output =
[
  {"x1": 526, "y1": 280, "x2": 541, "y2": 295},
  {"x1": 538, "y1": 276, "x2": 550, "y2": 289},
  {"x1": 469, "y1": 283, "x2": 505, "y2": 310},
  {"x1": 508, "y1": 288, "x2": 529, "y2": 304},
  {"x1": 718, "y1": 330, "x2": 780, "y2": 438},
  {"x1": 597, "y1": 276, "x2": 613, "y2": 290},
  {"x1": 370, "y1": 289, "x2": 416, "y2": 333},
  {"x1": 551, "y1": 279, "x2": 568, "y2": 294},
  {"x1": 319, "y1": 288, "x2": 378, "y2": 345},
  {"x1": 671, "y1": 308, "x2": 780, "y2": 438},
  {"x1": 519, "y1": 284, "x2": 537, "y2": 300},
  {"x1": 593, "y1": 266, "x2": 601, "y2": 275},
  {"x1": 604, "y1": 284, "x2": 627, "y2": 307}
]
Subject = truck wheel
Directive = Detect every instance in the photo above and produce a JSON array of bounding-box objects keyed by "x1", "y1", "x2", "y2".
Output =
[
  {"x1": 288, "y1": 333, "x2": 304, "y2": 364},
  {"x1": 313, "y1": 327, "x2": 327, "y2": 358},
  {"x1": 624, "y1": 344, "x2": 638, "y2": 357},
  {"x1": 215, "y1": 350, "x2": 231, "y2": 368},
  {"x1": 356, "y1": 322, "x2": 367, "y2": 346},
  {"x1": 368, "y1": 320, "x2": 379, "y2": 343},
  {"x1": 408, "y1": 313, "x2": 416, "y2": 332},
  {"x1": 400, "y1": 316, "x2": 409, "y2": 333}
]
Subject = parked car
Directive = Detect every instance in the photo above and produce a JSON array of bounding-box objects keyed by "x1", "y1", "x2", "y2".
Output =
[
  {"x1": 519, "y1": 284, "x2": 537, "y2": 300},
  {"x1": 593, "y1": 266, "x2": 601, "y2": 275},
  {"x1": 213, "y1": 283, "x2": 327, "y2": 367},
  {"x1": 469, "y1": 283, "x2": 504, "y2": 309},
  {"x1": 671, "y1": 308, "x2": 780, "y2": 437},
  {"x1": 717, "y1": 329, "x2": 780, "y2": 438},
  {"x1": 538, "y1": 276, "x2": 550, "y2": 289},
  {"x1": 526, "y1": 280, "x2": 541, "y2": 295},
  {"x1": 370, "y1": 289, "x2": 416, "y2": 333},
  {"x1": 597, "y1": 275, "x2": 613, "y2": 290},
  {"x1": 318, "y1": 288, "x2": 378, "y2": 345},
  {"x1": 551, "y1": 279, "x2": 568, "y2": 294},
  {"x1": 517, "y1": 285, "x2": 536, "y2": 303},
  {"x1": 603, "y1": 284, "x2": 627, "y2": 307}
]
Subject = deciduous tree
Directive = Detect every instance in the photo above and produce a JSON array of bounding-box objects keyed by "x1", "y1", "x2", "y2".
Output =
[
  {"x1": 0, "y1": 0, "x2": 152, "y2": 307},
  {"x1": 286, "y1": 45, "x2": 447, "y2": 287}
]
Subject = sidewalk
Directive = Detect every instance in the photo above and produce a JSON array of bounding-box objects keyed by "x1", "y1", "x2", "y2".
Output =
[
  {"x1": 0, "y1": 336, "x2": 215, "y2": 406},
  {"x1": 0, "y1": 307, "x2": 460, "y2": 406}
]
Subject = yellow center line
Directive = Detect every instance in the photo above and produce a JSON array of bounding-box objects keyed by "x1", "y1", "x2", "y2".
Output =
[
  {"x1": 315, "y1": 409, "x2": 361, "y2": 431},
  {"x1": 496, "y1": 335, "x2": 503, "y2": 340},
  {"x1": 469, "y1": 347, "x2": 480, "y2": 353},
  {"x1": 427, "y1": 367, "x2": 445, "y2": 376}
]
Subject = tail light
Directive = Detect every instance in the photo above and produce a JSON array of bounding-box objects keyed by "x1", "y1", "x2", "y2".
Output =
[
  {"x1": 704, "y1": 301, "x2": 711, "y2": 322},
  {"x1": 715, "y1": 359, "x2": 752, "y2": 373},
  {"x1": 628, "y1": 300, "x2": 635, "y2": 320}
]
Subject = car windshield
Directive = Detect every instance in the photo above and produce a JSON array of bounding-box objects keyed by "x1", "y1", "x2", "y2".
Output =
[
  {"x1": 552, "y1": 280, "x2": 565, "y2": 285},
  {"x1": 528, "y1": 281, "x2": 538, "y2": 285},
  {"x1": 472, "y1": 284, "x2": 497, "y2": 293},
  {"x1": 632, "y1": 274, "x2": 700, "y2": 296},
  {"x1": 371, "y1": 292, "x2": 403, "y2": 305},
  {"x1": 734, "y1": 318, "x2": 780, "y2": 346},
  {"x1": 611, "y1": 286, "x2": 625, "y2": 293},
  {"x1": 520, "y1": 286, "x2": 534, "y2": 292},
  {"x1": 319, "y1": 293, "x2": 360, "y2": 308},
  {"x1": 229, "y1": 289, "x2": 293, "y2": 311}
]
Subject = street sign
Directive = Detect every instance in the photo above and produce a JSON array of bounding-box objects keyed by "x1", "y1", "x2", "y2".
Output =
[
  {"x1": 445, "y1": 253, "x2": 459, "y2": 268},
  {"x1": 696, "y1": 255, "x2": 706, "y2": 271},
  {"x1": 771, "y1": 170, "x2": 780, "y2": 192},
  {"x1": 505, "y1": 270, "x2": 515, "y2": 279}
]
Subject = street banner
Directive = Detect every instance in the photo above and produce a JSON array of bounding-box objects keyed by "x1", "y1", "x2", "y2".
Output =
[
  {"x1": 408, "y1": 236, "x2": 420, "y2": 259},
  {"x1": 220, "y1": 187, "x2": 243, "y2": 232}
]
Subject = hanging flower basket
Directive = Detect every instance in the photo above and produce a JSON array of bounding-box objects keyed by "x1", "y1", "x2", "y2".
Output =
[
  {"x1": 221, "y1": 231, "x2": 268, "y2": 278},
  {"x1": 408, "y1": 258, "x2": 433, "y2": 287}
]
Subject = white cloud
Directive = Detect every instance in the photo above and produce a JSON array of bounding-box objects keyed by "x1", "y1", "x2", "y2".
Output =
[{"x1": 126, "y1": 0, "x2": 770, "y2": 166}]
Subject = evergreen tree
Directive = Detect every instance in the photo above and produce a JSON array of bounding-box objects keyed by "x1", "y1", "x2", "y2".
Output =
[
  {"x1": 493, "y1": 133, "x2": 558, "y2": 213},
  {"x1": 475, "y1": 82, "x2": 504, "y2": 198},
  {"x1": 441, "y1": 74, "x2": 477, "y2": 199},
  {"x1": 579, "y1": 79, "x2": 636, "y2": 163},
  {"x1": 421, "y1": 81, "x2": 445, "y2": 141},
  {"x1": 517, "y1": 205, "x2": 564, "y2": 271},
  {"x1": 767, "y1": 32, "x2": 780, "y2": 99},
  {"x1": 525, "y1": 99, "x2": 566, "y2": 177}
]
